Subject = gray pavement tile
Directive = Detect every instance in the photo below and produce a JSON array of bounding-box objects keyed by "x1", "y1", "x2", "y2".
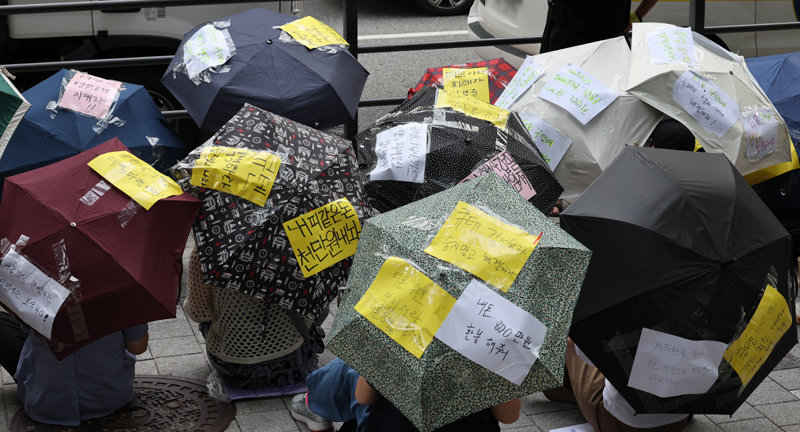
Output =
[
  {"x1": 136, "y1": 347, "x2": 153, "y2": 361},
  {"x1": 234, "y1": 397, "x2": 288, "y2": 414},
  {"x1": 772, "y1": 368, "x2": 800, "y2": 391},
  {"x1": 717, "y1": 418, "x2": 783, "y2": 432},
  {"x1": 154, "y1": 353, "x2": 210, "y2": 382},
  {"x1": 530, "y1": 407, "x2": 587, "y2": 431},
  {"x1": 500, "y1": 413, "x2": 539, "y2": 430},
  {"x1": 746, "y1": 380, "x2": 798, "y2": 405},
  {"x1": 521, "y1": 392, "x2": 576, "y2": 415},
  {"x1": 148, "y1": 335, "x2": 203, "y2": 358},
  {"x1": 707, "y1": 403, "x2": 761, "y2": 424},
  {"x1": 1, "y1": 385, "x2": 17, "y2": 406},
  {"x1": 224, "y1": 420, "x2": 242, "y2": 432},
  {"x1": 134, "y1": 359, "x2": 158, "y2": 375},
  {"x1": 237, "y1": 410, "x2": 300, "y2": 432},
  {"x1": 755, "y1": 401, "x2": 800, "y2": 426},
  {"x1": 0, "y1": 369, "x2": 12, "y2": 386},
  {"x1": 780, "y1": 424, "x2": 800, "y2": 432},
  {"x1": 147, "y1": 313, "x2": 195, "y2": 340},
  {"x1": 683, "y1": 415, "x2": 724, "y2": 431},
  {"x1": 318, "y1": 350, "x2": 337, "y2": 367}
]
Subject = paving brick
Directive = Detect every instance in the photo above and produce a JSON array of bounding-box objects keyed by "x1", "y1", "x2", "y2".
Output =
[
  {"x1": 683, "y1": 415, "x2": 724, "y2": 431},
  {"x1": 149, "y1": 335, "x2": 203, "y2": 358},
  {"x1": 521, "y1": 392, "x2": 576, "y2": 416},
  {"x1": 756, "y1": 401, "x2": 800, "y2": 426},
  {"x1": 747, "y1": 380, "x2": 798, "y2": 405},
  {"x1": 718, "y1": 418, "x2": 783, "y2": 432},
  {"x1": 772, "y1": 368, "x2": 800, "y2": 391},
  {"x1": 530, "y1": 408, "x2": 587, "y2": 431},
  {"x1": 154, "y1": 353, "x2": 210, "y2": 382},
  {"x1": 707, "y1": 402, "x2": 761, "y2": 424},
  {"x1": 237, "y1": 410, "x2": 299, "y2": 432}
]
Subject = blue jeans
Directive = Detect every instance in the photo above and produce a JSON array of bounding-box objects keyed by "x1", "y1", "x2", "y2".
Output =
[{"x1": 305, "y1": 358, "x2": 371, "y2": 425}]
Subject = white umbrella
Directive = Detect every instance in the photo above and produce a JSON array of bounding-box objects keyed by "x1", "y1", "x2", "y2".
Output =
[
  {"x1": 509, "y1": 37, "x2": 661, "y2": 202},
  {"x1": 627, "y1": 22, "x2": 792, "y2": 175}
]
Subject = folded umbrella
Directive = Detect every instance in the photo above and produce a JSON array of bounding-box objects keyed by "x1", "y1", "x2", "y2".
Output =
[
  {"x1": 170, "y1": 103, "x2": 373, "y2": 320},
  {"x1": 406, "y1": 58, "x2": 518, "y2": 104},
  {"x1": 0, "y1": 138, "x2": 200, "y2": 358},
  {"x1": 0, "y1": 69, "x2": 188, "y2": 201},
  {"x1": 561, "y1": 147, "x2": 796, "y2": 414},
  {"x1": 628, "y1": 22, "x2": 792, "y2": 176},
  {"x1": 161, "y1": 8, "x2": 368, "y2": 132},
  {"x1": 328, "y1": 172, "x2": 591, "y2": 432}
]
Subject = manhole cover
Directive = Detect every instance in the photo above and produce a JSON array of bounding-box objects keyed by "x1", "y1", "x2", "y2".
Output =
[{"x1": 11, "y1": 375, "x2": 236, "y2": 432}]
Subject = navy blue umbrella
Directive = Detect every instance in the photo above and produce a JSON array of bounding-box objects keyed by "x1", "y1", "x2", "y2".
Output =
[
  {"x1": 746, "y1": 51, "x2": 800, "y2": 144},
  {"x1": 0, "y1": 69, "x2": 187, "y2": 197},
  {"x1": 161, "y1": 8, "x2": 369, "y2": 132}
]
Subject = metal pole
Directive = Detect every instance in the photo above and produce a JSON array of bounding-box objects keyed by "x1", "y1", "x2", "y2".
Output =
[
  {"x1": 342, "y1": 0, "x2": 359, "y2": 141},
  {"x1": 689, "y1": 0, "x2": 706, "y2": 34}
]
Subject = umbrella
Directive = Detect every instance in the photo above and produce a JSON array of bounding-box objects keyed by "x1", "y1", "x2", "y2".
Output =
[
  {"x1": 327, "y1": 172, "x2": 591, "y2": 432},
  {"x1": 0, "y1": 138, "x2": 200, "y2": 359},
  {"x1": 406, "y1": 58, "x2": 518, "y2": 105},
  {"x1": 560, "y1": 147, "x2": 796, "y2": 414},
  {"x1": 0, "y1": 70, "x2": 30, "y2": 155},
  {"x1": 627, "y1": 22, "x2": 792, "y2": 177},
  {"x1": 161, "y1": 8, "x2": 369, "y2": 132},
  {"x1": 0, "y1": 69, "x2": 187, "y2": 196},
  {"x1": 746, "y1": 51, "x2": 800, "y2": 144},
  {"x1": 170, "y1": 103, "x2": 373, "y2": 320},
  {"x1": 508, "y1": 36, "x2": 663, "y2": 202}
]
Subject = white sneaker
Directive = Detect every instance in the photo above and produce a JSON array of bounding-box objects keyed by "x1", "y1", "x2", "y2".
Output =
[{"x1": 290, "y1": 393, "x2": 334, "y2": 431}]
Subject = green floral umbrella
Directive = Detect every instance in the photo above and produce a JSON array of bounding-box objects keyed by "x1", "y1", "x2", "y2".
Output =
[{"x1": 327, "y1": 172, "x2": 591, "y2": 432}]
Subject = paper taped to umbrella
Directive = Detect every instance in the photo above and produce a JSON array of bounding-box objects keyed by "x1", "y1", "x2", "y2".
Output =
[
  {"x1": 628, "y1": 22, "x2": 793, "y2": 175},
  {"x1": 408, "y1": 58, "x2": 518, "y2": 105},
  {"x1": 170, "y1": 103, "x2": 373, "y2": 319},
  {"x1": 278, "y1": 16, "x2": 349, "y2": 49},
  {"x1": 88, "y1": 151, "x2": 183, "y2": 210},
  {"x1": 47, "y1": 70, "x2": 125, "y2": 134},
  {"x1": 328, "y1": 172, "x2": 591, "y2": 432},
  {"x1": 493, "y1": 55, "x2": 546, "y2": 110},
  {"x1": 174, "y1": 20, "x2": 237, "y2": 83},
  {"x1": 435, "y1": 89, "x2": 510, "y2": 129}
]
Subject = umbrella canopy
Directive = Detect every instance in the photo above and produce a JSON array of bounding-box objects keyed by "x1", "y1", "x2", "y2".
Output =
[
  {"x1": 0, "y1": 138, "x2": 200, "y2": 359},
  {"x1": 560, "y1": 147, "x2": 796, "y2": 414},
  {"x1": 360, "y1": 86, "x2": 562, "y2": 214},
  {"x1": 406, "y1": 58, "x2": 518, "y2": 104},
  {"x1": 0, "y1": 71, "x2": 30, "y2": 156},
  {"x1": 746, "y1": 51, "x2": 800, "y2": 144},
  {"x1": 161, "y1": 8, "x2": 368, "y2": 132},
  {"x1": 628, "y1": 22, "x2": 792, "y2": 176},
  {"x1": 508, "y1": 36, "x2": 662, "y2": 202},
  {"x1": 327, "y1": 172, "x2": 591, "y2": 432},
  {"x1": 170, "y1": 103, "x2": 373, "y2": 320},
  {"x1": 0, "y1": 69, "x2": 187, "y2": 197}
]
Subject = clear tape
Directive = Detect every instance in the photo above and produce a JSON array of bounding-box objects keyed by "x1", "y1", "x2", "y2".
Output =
[
  {"x1": 172, "y1": 20, "x2": 237, "y2": 85},
  {"x1": 276, "y1": 28, "x2": 346, "y2": 54},
  {"x1": 46, "y1": 69, "x2": 126, "y2": 134}
]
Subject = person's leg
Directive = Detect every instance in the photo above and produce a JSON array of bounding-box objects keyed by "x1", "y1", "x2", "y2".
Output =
[
  {"x1": 0, "y1": 312, "x2": 26, "y2": 377},
  {"x1": 564, "y1": 339, "x2": 610, "y2": 432},
  {"x1": 304, "y1": 358, "x2": 370, "y2": 424}
]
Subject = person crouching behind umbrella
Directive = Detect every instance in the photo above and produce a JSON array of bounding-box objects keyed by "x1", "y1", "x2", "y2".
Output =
[
  {"x1": 289, "y1": 357, "x2": 521, "y2": 432},
  {"x1": 0, "y1": 311, "x2": 148, "y2": 426}
]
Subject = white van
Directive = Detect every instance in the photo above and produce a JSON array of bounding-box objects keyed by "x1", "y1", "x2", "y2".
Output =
[{"x1": 467, "y1": 0, "x2": 800, "y2": 67}]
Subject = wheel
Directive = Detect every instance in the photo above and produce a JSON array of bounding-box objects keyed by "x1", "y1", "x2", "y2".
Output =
[{"x1": 413, "y1": 0, "x2": 474, "y2": 15}]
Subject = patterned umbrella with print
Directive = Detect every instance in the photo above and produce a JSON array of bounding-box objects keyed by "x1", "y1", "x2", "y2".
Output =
[
  {"x1": 170, "y1": 103, "x2": 373, "y2": 320},
  {"x1": 406, "y1": 58, "x2": 518, "y2": 104},
  {"x1": 358, "y1": 86, "x2": 562, "y2": 214}
]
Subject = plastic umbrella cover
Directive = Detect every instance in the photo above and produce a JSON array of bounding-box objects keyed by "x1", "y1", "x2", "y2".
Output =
[
  {"x1": 327, "y1": 172, "x2": 590, "y2": 432},
  {"x1": 44, "y1": 69, "x2": 126, "y2": 134},
  {"x1": 170, "y1": 103, "x2": 373, "y2": 319}
]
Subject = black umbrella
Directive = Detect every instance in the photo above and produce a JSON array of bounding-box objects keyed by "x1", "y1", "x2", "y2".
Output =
[
  {"x1": 560, "y1": 147, "x2": 797, "y2": 414},
  {"x1": 170, "y1": 103, "x2": 373, "y2": 320},
  {"x1": 358, "y1": 87, "x2": 562, "y2": 213}
]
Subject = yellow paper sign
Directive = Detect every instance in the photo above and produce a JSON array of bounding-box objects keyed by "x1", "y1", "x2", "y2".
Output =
[
  {"x1": 442, "y1": 67, "x2": 490, "y2": 104},
  {"x1": 354, "y1": 256, "x2": 457, "y2": 358},
  {"x1": 424, "y1": 202, "x2": 540, "y2": 292},
  {"x1": 190, "y1": 146, "x2": 281, "y2": 207},
  {"x1": 436, "y1": 90, "x2": 509, "y2": 129},
  {"x1": 279, "y1": 16, "x2": 349, "y2": 49},
  {"x1": 283, "y1": 198, "x2": 361, "y2": 278},
  {"x1": 88, "y1": 151, "x2": 183, "y2": 210},
  {"x1": 723, "y1": 284, "x2": 793, "y2": 386}
]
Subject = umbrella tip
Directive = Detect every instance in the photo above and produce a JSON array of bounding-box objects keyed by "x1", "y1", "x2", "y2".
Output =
[{"x1": 267, "y1": 39, "x2": 273, "y2": 44}]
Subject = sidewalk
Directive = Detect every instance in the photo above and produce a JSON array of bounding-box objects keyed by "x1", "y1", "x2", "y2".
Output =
[{"x1": 2, "y1": 236, "x2": 800, "y2": 432}]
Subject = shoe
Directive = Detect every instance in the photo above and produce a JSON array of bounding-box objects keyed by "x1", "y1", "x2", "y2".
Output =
[{"x1": 290, "y1": 393, "x2": 333, "y2": 431}]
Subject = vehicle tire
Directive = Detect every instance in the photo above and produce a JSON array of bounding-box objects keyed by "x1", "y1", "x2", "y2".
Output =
[{"x1": 413, "y1": 0, "x2": 474, "y2": 15}]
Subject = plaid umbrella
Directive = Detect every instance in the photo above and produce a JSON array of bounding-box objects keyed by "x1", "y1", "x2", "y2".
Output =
[
  {"x1": 0, "y1": 71, "x2": 30, "y2": 156},
  {"x1": 170, "y1": 104, "x2": 373, "y2": 320},
  {"x1": 561, "y1": 147, "x2": 796, "y2": 414},
  {"x1": 361, "y1": 86, "x2": 562, "y2": 214},
  {"x1": 327, "y1": 172, "x2": 591, "y2": 432},
  {"x1": 407, "y1": 58, "x2": 518, "y2": 104}
]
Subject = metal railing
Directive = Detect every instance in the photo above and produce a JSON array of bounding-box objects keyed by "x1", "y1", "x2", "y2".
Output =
[{"x1": 2, "y1": 0, "x2": 800, "y2": 138}]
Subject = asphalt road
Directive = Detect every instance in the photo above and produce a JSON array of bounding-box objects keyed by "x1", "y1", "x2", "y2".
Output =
[{"x1": 294, "y1": 0, "x2": 480, "y2": 133}]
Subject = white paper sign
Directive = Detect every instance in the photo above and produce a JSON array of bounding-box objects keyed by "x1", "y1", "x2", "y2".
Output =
[
  {"x1": 645, "y1": 27, "x2": 699, "y2": 67},
  {"x1": 183, "y1": 24, "x2": 234, "y2": 79},
  {"x1": 673, "y1": 70, "x2": 739, "y2": 138},
  {"x1": 435, "y1": 279, "x2": 547, "y2": 385},
  {"x1": 370, "y1": 123, "x2": 428, "y2": 183},
  {"x1": 550, "y1": 423, "x2": 596, "y2": 432},
  {"x1": 519, "y1": 112, "x2": 572, "y2": 170},
  {"x1": 0, "y1": 249, "x2": 71, "y2": 339},
  {"x1": 494, "y1": 56, "x2": 546, "y2": 110},
  {"x1": 628, "y1": 328, "x2": 726, "y2": 398},
  {"x1": 743, "y1": 107, "x2": 779, "y2": 160},
  {"x1": 538, "y1": 64, "x2": 619, "y2": 125}
]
